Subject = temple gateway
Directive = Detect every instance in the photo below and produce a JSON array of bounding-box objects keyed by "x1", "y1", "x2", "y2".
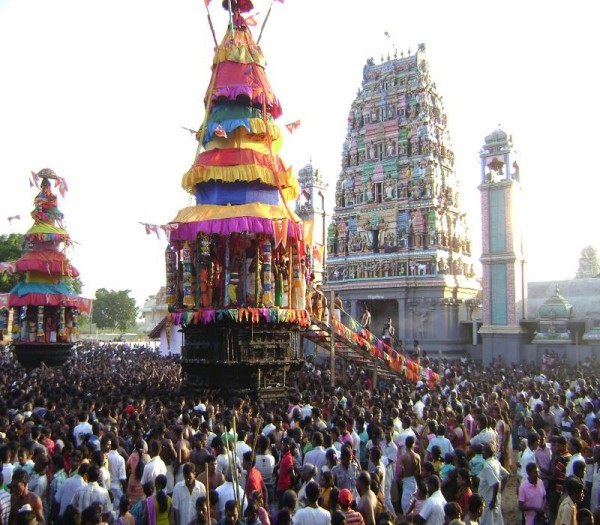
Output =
[{"x1": 325, "y1": 45, "x2": 480, "y2": 355}]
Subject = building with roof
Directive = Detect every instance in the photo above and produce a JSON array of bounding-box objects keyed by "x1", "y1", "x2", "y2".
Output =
[
  {"x1": 476, "y1": 126, "x2": 600, "y2": 365},
  {"x1": 325, "y1": 44, "x2": 480, "y2": 355}
]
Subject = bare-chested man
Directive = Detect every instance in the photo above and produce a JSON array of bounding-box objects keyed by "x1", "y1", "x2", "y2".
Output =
[
  {"x1": 356, "y1": 471, "x2": 377, "y2": 525},
  {"x1": 399, "y1": 435, "x2": 421, "y2": 515},
  {"x1": 9, "y1": 469, "x2": 45, "y2": 525},
  {"x1": 205, "y1": 455, "x2": 224, "y2": 490},
  {"x1": 155, "y1": 423, "x2": 177, "y2": 494},
  {"x1": 174, "y1": 426, "x2": 192, "y2": 485},
  {"x1": 181, "y1": 415, "x2": 195, "y2": 443},
  {"x1": 190, "y1": 433, "x2": 211, "y2": 476}
]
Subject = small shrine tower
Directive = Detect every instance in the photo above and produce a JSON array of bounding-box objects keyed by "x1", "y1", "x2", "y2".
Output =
[
  {"x1": 478, "y1": 128, "x2": 528, "y2": 364},
  {"x1": 296, "y1": 162, "x2": 328, "y2": 283}
]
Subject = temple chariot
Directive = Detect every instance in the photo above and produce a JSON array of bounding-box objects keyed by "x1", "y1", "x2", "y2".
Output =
[
  {"x1": 4, "y1": 169, "x2": 91, "y2": 367},
  {"x1": 163, "y1": 0, "x2": 308, "y2": 398}
]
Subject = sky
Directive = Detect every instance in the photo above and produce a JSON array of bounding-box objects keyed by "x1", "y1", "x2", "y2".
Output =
[{"x1": 1, "y1": 0, "x2": 599, "y2": 310}]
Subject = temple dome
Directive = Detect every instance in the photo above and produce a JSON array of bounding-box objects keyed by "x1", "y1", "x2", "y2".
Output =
[
  {"x1": 484, "y1": 128, "x2": 508, "y2": 145},
  {"x1": 538, "y1": 285, "x2": 573, "y2": 319}
]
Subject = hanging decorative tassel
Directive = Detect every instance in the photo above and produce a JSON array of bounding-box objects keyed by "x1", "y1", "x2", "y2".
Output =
[
  {"x1": 72, "y1": 308, "x2": 79, "y2": 340},
  {"x1": 228, "y1": 272, "x2": 239, "y2": 305},
  {"x1": 58, "y1": 306, "x2": 66, "y2": 338},
  {"x1": 0, "y1": 309, "x2": 7, "y2": 336},
  {"x1": 36, "y1": 305, "x2": 45, "y2": 341},
  {"x1": 165, "y1": 246, "x2": 177, "y2": 305},
  {"x1": 165, "y1": 319, "x2": 172, "y2": 351},
  {"x1": 291, "y1": 244, "x2": 305, "y2": 309},
  {"x1": 198, "y1": 233, "x2": 212, "y2": 308},
  {"x1": 11, "y1": 307, "x2": 20, "y2": 338},
  {"x1": 223, "y1": 235, "x2": 231, "y2": 307},
  {"x1": 182, "y1": 242, "x2": 195, "y2": 307},
  {"x1": 262, "y1": 240, "x2": 273, "y2": 307}
]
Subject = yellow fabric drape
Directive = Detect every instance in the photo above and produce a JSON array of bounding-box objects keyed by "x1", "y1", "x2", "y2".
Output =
[
  {"x1": 172, "y1": 202, "x2": 301, "y2": 223},
  {"x1": 212, "y1": 29, "x2": 266, "y2": 67},
  {"x1": 203, "y1": 124, "x2": 283, "y2": 155},
  {"x1": 182, "y1": 165, "x2": 298, "y2": 201}
]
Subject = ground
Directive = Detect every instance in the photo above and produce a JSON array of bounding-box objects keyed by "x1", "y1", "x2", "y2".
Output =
[{"x1": 502, "y1": 475, "x2": 521, "y2": 523}]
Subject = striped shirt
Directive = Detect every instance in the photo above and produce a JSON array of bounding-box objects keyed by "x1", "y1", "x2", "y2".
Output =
[
  {"x1": 71, "y1": 481, "x2": 112, "y2": 515},
  {"x1": 0, "y1": 489, "x2": 10, "y2": 525},
  {"x1": 343, "y1": 509, "x2": 364, "y2": 525}
]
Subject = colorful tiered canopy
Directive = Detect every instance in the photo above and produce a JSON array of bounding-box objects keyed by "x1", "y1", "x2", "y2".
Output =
[
  {"x1": 8, "y1": 171, "x2": 91, "y2": 314},
  {"x1": 170, "y1": 0, "x2": 301, "y2": 243}
]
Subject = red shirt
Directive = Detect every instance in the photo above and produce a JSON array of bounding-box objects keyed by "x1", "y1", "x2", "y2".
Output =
[
  {"x1": 276, "y1": 451, "x2": 294, "y2": 491},
  {"x1": 246, "y1": 467, "x2": 266, "y2": 501}
]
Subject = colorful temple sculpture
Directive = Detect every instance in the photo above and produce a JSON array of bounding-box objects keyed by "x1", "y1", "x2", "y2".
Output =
[
  {"x1": 6, "y1": 169, "x2": 91, "y2": 367},
  {"x1": 164, "y1": 0, "x2": 306, "y2": 397},
  {"x1": 327, "y1": 45, "x2": 480, "y2": 355}
]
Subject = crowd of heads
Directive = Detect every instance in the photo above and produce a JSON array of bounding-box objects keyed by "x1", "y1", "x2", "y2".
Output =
[{"x1": 0, "y1": 343, "x2": 600, "y2": 525}]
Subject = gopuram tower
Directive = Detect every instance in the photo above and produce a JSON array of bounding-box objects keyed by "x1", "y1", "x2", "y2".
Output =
[
  {"x1": 327, "y1": 45, "x2": 479, "y2": 355},
  {"x1": 478, "y1": 128, "x2": 528, "y2": 365}
]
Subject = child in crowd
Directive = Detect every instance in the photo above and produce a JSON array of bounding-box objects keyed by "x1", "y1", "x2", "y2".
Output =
[{"x1": 440, "y1": 452, "x2": 456, "y2": 483}]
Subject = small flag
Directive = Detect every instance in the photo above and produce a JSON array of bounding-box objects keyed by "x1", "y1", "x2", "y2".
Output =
[
  {"x1": 244, "y1": 14, "x2": 257, "y2": 26},
  {"x1": 30, "y1": 171, "x2": 40, "y2": 188},
  {"x1": 285, "y1": 120, "x2": 301, "y2": 134},
  {"x1": 204, "y1": 0, "x2": 211, "y2": 6},
  {"x1": 29, "y1": 179, "x2": 34, "y2": 188},
  {"x1": 55, "y1": 177, "x2": 69, "y2": 198},
  {"x1": 214, "y1": 124, "x2": 228, "y2": 138},
  {"x1": 139, "y1": 222, "x2": 162, "y2": 239}
]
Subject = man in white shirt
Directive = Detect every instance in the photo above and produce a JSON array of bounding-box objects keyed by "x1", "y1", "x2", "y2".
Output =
[
  {"x1": 292, "y1": 481, "x2": 330, "y2": 525},
  {"x1": 0, "y1": 447, "x2": 13, "y2": 488},
  {"x1": 54, "y1": 462, "x2": 88, "y2": 518},
  {"x1": 566, "y1": 437, "x2": 584, "y2": 477},
  {"x1": 234, "y1": 431, "x2": 252, "y2": 465},
  {"x1": 412, "y1": 475, "x2": 446, "y2": 525},
  {"x1": 215, "y1": 468, "x2": 246, "y2": 517},
  {"x1": 71, "y1": 465, "x2": 112, "y2": 522},
  {"x1": 519, "y1": 433, "x2": 539, "y2": 483},
  {"x1": 261, "y1": 415, "x2": 275, "y2": 437},
  {"x1": 303, "y1": 432, "x2": 327, "y2": 474},
  {"x1": 413, "y1": 394, "x2": 425, "y2": 421},
  {"x1": 104, "y1": 436, "x2": 126, "y2": 510},
  {"x1": 141, "y1": 441, "x2": 168, "y2": 486},
  {"x1": 300, "y1": 399, "x2": 314, "y2": 420},
  {"x1": 426, "y1": 425, "x2": 454, "y2": 459},
  {"x1": 550, "y1": 396, "x2": 565, "y2": 424},
  {"x1": 72, "y1": 412, "x2": 93, "y2": 448},
  {"x1": 395, "y1": 416, "x2": 417, "y2": 457},
  {"x1": 469, "y1": 416, "x2": 497, "y2": 449},
  {"x1": 478, "y1": 443, "x2": 510, "y2": 525},
  {"x1": 172, "y1": 463, "x2": 207, "y2": 525}
]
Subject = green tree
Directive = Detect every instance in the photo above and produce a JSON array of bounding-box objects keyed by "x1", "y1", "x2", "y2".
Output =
[
  {"x1": 64, "y1": 276, "x2": 83, "y2": 295},
  {"x1": 0, "y1": 234, "x2": 25, "y2": 293},
  {"x1": 0, "y1": 234, "x2": 85, "y2": 294},
  {"x1": 91, "y1": 288, "x2": 138, "y2": 332}
]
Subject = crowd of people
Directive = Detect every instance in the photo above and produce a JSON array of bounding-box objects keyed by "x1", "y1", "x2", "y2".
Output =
[{"x1": 1, "y1": 343, "x2": 600, "y2": 525}]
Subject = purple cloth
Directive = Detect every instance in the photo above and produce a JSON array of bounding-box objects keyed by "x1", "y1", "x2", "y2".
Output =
[{"x1": 169, "y1": 217, "x2": 300, "y2": 241}]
